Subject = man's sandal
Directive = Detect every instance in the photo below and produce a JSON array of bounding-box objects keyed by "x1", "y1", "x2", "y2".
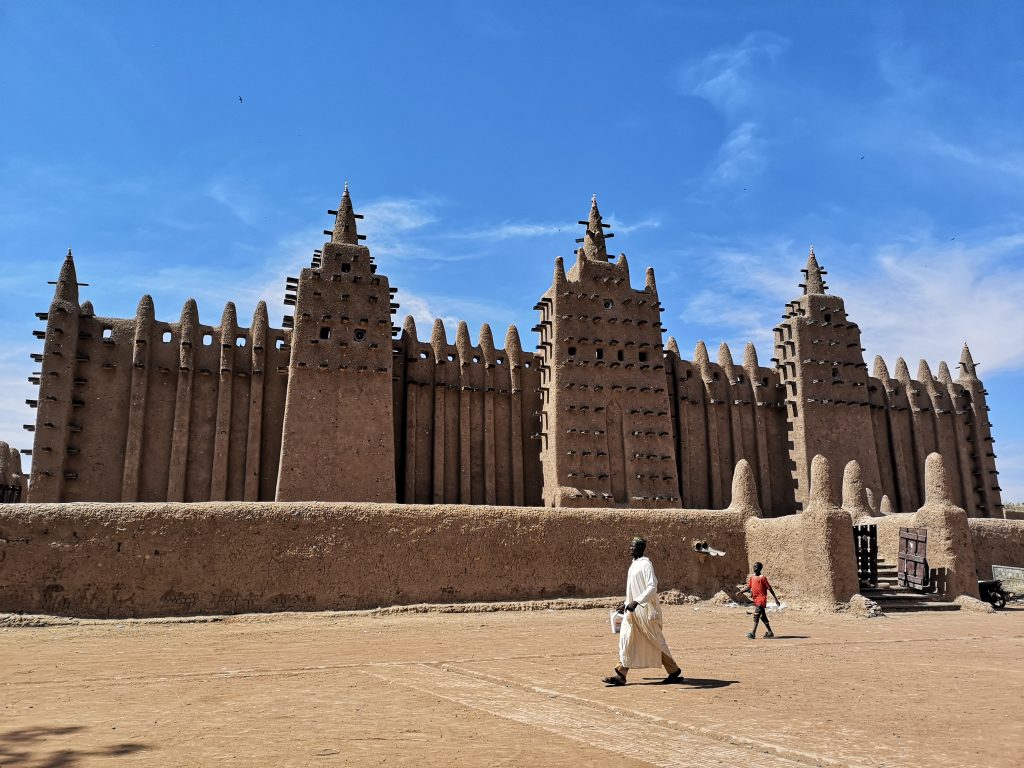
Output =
[
  {"x1": 661, "y1": 669, "x2": 684, "y2": 684},
  {"x1": 602, "y1": 672, "x2": 626, "y2": 686}
]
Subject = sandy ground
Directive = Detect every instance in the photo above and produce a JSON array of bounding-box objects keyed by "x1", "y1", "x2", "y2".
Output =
[{"x1": 1, "y1": 602, "x2": 1022, "y2": 767}]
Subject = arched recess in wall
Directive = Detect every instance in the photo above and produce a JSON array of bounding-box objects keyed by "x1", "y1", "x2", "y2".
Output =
[{"x1": 606, "y1": 399, "x2": 627, "y2": 505}]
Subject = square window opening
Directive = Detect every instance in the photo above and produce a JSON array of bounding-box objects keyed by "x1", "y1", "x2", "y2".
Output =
[
  {"x1": 162, "y1": 331, "x2": 172, "y2": 343},
  {"x1": 567, "y1": 346, "x2": 577, "y2": 356},
  {"x1": 341, "y1": 263, "x2": 351, "y2": 273},
  {"x1": 638, "y1": 351, "x2": 648, "y2": 362}
]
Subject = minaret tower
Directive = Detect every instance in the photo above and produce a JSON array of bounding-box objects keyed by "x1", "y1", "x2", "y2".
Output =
[
  {"x1": 535, "y1": 196, "x2": 678, "y2": 508},
  {"x1": 276, "y1": 185, "x2": 398, "y2": 501},
  {"x1": 27, "y1": 249, "x2": 82, "y2": 501},
  {"x1": 957, "y1": 344, "x2": 1003, "y2": 517},
  {"x1": 775, "y1": 247, "x2": 881, "y2": 508}
]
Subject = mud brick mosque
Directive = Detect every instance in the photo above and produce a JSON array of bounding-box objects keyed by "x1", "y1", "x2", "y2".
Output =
[{"x1": 20, "y1": 187, "x2": 1004, "y2": 517}]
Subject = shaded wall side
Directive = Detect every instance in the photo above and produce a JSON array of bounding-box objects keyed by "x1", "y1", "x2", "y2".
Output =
[{"x1": 61, "y1": 314, "x2": 134, "y2": 501}]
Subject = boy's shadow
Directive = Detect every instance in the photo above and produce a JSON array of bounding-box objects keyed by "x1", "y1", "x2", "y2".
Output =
[{"x1": 638, "y1": 677, "x2": 737, "y2": 688}]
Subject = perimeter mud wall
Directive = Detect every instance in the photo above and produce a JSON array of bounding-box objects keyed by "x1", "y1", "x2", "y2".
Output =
[
  {"x1": 968, "y1": 519, "x2": 1024, "y2": 580},
  {"x1": 0, "y1": 502, "x2": 751, "y2": 618}
]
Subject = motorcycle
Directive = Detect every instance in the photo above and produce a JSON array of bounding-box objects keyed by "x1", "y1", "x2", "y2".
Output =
[{"x1": 978, "y1": 579, "x2": 1008, "y2": 610}]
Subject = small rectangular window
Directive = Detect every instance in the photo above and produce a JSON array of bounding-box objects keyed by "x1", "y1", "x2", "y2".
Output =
[
  {"x1": 341, "y1": 263, "x2": 351, "y2": 273},
  {"x1": 596, "y1": 348, "x2": 604, "y2": 360},
  {"x1": 319, "y1": 327, "x2": 331, "y2": 340},
  {"x1": 567, "y1": 346, "x2": 577, "y2": 356},
  {"x1": 638, "y1": 351, "x2": 648, "y2": 362}
]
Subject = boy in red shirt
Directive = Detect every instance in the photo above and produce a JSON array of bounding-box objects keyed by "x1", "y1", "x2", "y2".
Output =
[{"x1": 738, "y1": 562, "x2": 780, "y2": 639}]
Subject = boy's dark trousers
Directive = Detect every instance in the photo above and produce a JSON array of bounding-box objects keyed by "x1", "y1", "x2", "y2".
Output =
[{"x1": 753, "y1": 604, "x2": 772, "y2": 633}]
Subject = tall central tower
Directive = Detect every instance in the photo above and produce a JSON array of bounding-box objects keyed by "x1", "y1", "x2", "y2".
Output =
[
  {"x1": 535, "y1": 197, "x2": 679, "y2": 508},
  {"x1": 276, "y1": 186, "x2": 397, "y2": 501},
  {"x1": 775, "y1": 248, "x2": 881, "y2": 508}
]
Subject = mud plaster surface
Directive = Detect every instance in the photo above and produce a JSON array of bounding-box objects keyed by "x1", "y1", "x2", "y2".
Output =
[{"x1": 1, "y1": 603, "x2": 1021, "y2": 767}]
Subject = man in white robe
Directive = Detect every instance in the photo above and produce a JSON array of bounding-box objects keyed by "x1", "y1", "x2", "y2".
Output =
[{"x1": 602, "y1": 537, "x2": 682, "y2": 686}]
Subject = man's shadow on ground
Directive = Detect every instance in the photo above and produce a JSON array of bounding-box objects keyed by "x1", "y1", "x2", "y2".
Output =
[{"x1": 635, "y1": 677, "x2": 737, "y2": 688}]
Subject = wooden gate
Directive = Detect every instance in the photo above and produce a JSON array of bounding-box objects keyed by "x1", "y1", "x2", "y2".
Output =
[
  {"x1": 853, "y1": 524, "x2": 877, "y2": 586},
  {"x1": 898, "y1": 527, "x2": 929, "y2": 590}
]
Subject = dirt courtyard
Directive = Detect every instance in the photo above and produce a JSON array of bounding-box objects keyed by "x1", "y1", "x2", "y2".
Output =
[{"x1": 1, "y1": 602, "x2": 1021, "y2": 767}]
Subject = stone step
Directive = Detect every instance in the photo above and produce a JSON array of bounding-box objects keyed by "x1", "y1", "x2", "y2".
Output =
[{"x1": 874, "y1": 599, "x2": 961, "y2": 612}]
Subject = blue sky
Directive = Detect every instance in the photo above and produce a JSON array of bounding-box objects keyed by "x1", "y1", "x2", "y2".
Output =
[{"x1": 2, "y1": 2, "x2": 1022, "y2": 501}]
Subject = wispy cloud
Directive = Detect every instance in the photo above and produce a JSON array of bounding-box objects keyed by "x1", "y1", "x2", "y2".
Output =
[
  {"x1": 204, "y1": 178, "x2": 265, "y2": 227},
  {"x1": 842, "y1": 233, "x2": 1024, "y2": 372},
  {"x1": 603, "y1": 216, "x2": 661, "y2": 235},
  {"x1": 447, "y1": 221, "x2": 570, "y2": 241},
  {"x1": 677, "y1": 31, "x2": 790, "y2": 116},
  {"x1": 677, "y1": 228, "x2": 1024, "y2": 375},
  {"x1": 919, "y1": 134, "x2": 1024, "y2": 180},
  {"x1": 708, "y1": 121, "x2": 764, "y2": 185}
]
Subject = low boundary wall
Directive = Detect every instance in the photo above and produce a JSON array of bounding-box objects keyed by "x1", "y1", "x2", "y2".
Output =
[
  {"x1": 2, "y1": 454, "x2": 1021, "y2": 618},
  {"x1": 0, "y1": 502, "x2": 750, "y2": 618}
]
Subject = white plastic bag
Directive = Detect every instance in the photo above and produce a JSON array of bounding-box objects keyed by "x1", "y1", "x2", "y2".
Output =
[{"x1": 610, "y1": 610, "x2": 624, "y2": 634}]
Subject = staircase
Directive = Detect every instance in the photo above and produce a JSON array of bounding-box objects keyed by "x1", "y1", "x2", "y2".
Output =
[{"x1": 860, "y1": 558, "x2": 960, "y2": 611}]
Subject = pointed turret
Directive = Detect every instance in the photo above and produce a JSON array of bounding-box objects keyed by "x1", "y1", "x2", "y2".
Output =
[
  {"x1": 0, "y1": 442, "x2": 10, "y2": 485},
  {"x1": 132, "y1": 295, "x2": 155, "y2": 368},
  {"x1": 937, "y1": 361, "x2": 955, "y2": 387},
  {"x1": 430, "y1": 318, "x2": 447, "y2": 361},
  {"x1": 456, "y1": 320, "x2": 472, "y2": 366},
  {"x1": 917, "y1": 359, "x2": 935, "y2": 383},
  {"x1": 728, "y1": 459, "x2": 761, "y2": 517},
  {"x1": 219, "y1": 302, "x2": 238, "y2": 372},
  {"x1": 801, "y1": 245, "x2": 827, "y2": 295},
  {"x1": 808, "y1": 454, "x2": 836, "y2": 507},
  {"x1": 841, "y1": 460, "x2": 874, "y2": 518},
  {"x1": 958, "y1": 343, "x2": 978, "y2": 381},
  {"x1": 694, "y1": 340, "x2": 713, "y2": 382},
  {"x1": 179, "y1": 299, "x2": 199, "y2": 370},
  {"x1": 581, "y1": 195, "x2": 610, "y2": 262},
  {"x1": 53, "y1": 248, "x2": 80, "y2": 305},
  {"x1": 616, "y1": 252, "x2": 630, "y2": 277},
  {"x1": 742, "y1": 342, "x2": 759, "y2": 372},
  {"x1": 80, "y1": 300, "x2": 94, "y2": 317},
  {"x1": 665, "y1": 336, "x2": 680, "y2": 356},
  {"x1": 644, "y1": 266, "x2": 657, "y2": 292},
  {"x1": 880, "y1": 494, "x2": 895, "y2": 515},
  {"x1": 717, "y1": 342, "x2": 735, "y2": 376},
  {"x1": 923, "y1": 452, "x2": 952, "y2": 507},
  {"x1": 872, "y1": 355, "x2": 891, "y2": 381},
  {"x1": 401, "y1": 315, "x2": 418, "y2": 343},
  {"x1": 251, "y1": 301, "x2": 269, "y2": 352},
  {"x1": 331, "y1": 182, "x2": 360, "y2": 245},
  {"x1": 479, "y1": 323, "x2": 496, "y2": 365},
  {"x1": 553, "y1": 256, "x2": 567, "y2": 286},
  {"x1": 894, "y1": 356, "x2": 912, "y2": 383},
  {"x1": 505, "y1": 324, "x2": 523, "y2": 368}
]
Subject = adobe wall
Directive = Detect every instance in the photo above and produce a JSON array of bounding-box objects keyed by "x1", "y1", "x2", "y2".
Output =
[
  {"x1": 0, "y1": 502, "x2": 751, "y2": 618},
  {"x1": 665, "y1": 342, "x2": 793, "y2": 516},
  {"x1": 30, "y1": 294, "x2": 290, "y2": 504},
  {"x1": 392, "y1": 319, "x2": 543, "y2": 507},
  {"x1": 968, "y1": 519, "x2": 1024, "y2": 580}
]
